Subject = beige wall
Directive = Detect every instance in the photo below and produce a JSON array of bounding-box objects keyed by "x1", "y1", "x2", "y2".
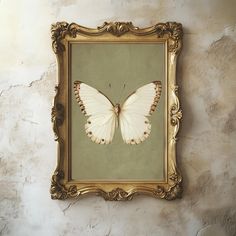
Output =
[{"x1": 0, "y1": 1, "x2": 236, "y2": 235}]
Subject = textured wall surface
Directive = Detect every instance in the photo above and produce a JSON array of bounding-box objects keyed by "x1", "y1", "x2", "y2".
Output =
[{"x1": 0, "y1": 1, "x2": 236, "y2": 235}]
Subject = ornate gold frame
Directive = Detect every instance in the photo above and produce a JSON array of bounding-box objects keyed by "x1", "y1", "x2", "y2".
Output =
[{"x1": 50, "y1": 22, "x2": 183, "y2": 201}]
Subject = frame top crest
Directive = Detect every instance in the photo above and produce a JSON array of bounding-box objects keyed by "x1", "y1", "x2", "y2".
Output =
[{"x1": 51, "y1": 21, "x2": 183, "y2": 54}]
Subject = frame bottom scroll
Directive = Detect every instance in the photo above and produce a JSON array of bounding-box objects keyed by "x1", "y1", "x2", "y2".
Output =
[{"x1": 50, "y1": 171, "x2": 182, "y2": 201}]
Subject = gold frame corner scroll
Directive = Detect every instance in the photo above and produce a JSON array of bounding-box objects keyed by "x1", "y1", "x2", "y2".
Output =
[{"x1": 50, "y1": 21, "x2": 183, "y2": 201}]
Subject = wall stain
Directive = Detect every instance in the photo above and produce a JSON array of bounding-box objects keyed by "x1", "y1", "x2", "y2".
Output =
[
  {"x1": 199, "y1": 207, "x2": 236, "y2": 236},
  {"x1": 188, "y1": 171, "x2": 215, "y2": 198},
  {"x1": 222, "y1": 107, "x2": 236, "y2": 135}
]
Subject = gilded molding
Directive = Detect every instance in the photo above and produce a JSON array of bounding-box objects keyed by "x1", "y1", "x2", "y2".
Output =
[
  {"x1": 51, "y1": 171, "x2": 78, "y2": 200},
  {"x1": 170, "y1": 86, "x2": 182, "y2": 141},
  {"x1": 51, "y1": 21, "x2": 183, "y2": 54},
  {"x1": 50, "y1": 21, "x2": 183, "y2": 201},
  {"x1": 50, "y1": 180, "x2": 182, "y2": 201},
  {"x1": 51, "y1": 22, "x2": 69, "y2": 54},
  {"x1": 51, "y1": 86, "x2": 64, "y2": 141}
]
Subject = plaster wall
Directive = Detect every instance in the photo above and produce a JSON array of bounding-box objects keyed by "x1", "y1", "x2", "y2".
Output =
[{"x1": 0, "y1": 0, "x2": 236, "y2": 235}]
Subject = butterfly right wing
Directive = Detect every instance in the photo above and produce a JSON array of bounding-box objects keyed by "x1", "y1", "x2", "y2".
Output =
[
  {"x1": 74, "y1": 81, "x2": 117, "y2": 144},
  {"x1": 119, "y1": 81, "x2": 162, "y2": 144}
]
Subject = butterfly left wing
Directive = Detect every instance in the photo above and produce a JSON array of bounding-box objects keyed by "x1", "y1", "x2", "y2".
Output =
[
  {"x1": 119, "y1": 81, "x2": 162, "y2": 144},
  {"x1": 74, "y1": 81, "x2": 117, "y2": 144}
]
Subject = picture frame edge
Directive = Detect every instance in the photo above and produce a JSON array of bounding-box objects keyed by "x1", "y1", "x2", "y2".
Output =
[{"x1": 50, "y1": 21, "x2": 183, "y2": 201}]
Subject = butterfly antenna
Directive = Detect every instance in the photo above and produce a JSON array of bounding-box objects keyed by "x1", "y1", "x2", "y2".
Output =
[{"x1": 118, "y1": 83, "x2": 126, "y2": 104}]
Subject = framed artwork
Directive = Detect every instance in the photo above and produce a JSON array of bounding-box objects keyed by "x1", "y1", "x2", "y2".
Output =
[{"x1": 50, "y1": 21, "x2": 183, "y2": 201}]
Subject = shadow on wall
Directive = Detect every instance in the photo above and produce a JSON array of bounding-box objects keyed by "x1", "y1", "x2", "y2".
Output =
[{"x1": 176, "y1": 27, "x2": 194, "y2": 200}]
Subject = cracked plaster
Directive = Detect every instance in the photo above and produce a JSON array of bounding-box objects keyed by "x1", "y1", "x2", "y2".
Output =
[{"x1": 0, "y1": 0, "x2": 236, "y2": 236}]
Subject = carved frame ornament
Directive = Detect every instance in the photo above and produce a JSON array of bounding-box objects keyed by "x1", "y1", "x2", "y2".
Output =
[{"x1": 51, "y1": 22, "x2": 183, "y2": 201}]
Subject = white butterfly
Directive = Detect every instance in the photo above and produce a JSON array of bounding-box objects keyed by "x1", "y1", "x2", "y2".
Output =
[{"x1": 74, "y1": 81, "x2": 162, "y2": 145}]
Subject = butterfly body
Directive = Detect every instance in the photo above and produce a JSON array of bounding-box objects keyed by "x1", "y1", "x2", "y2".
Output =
[
  {"x1": 74, "y1": 81, "x2": 162, "y2": 145},
  {"x1": 114, "y1": 103, "x2": 121, "y2": 117}
]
